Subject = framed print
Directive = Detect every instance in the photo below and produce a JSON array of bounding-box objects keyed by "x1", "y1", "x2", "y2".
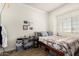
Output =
[
  {"x1": 24, "y1": 20, "x2": 30, "y2": 26},
  {"x1": 23, "y1": 25, "x2": 28, "y2": 30},
  {"x1": 29, "y1": 27, "x2": 33, "y2": 30}
]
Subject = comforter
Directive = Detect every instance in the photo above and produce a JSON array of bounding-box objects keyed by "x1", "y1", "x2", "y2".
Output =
[{"x1": 39, "y1": 35, "x2": 79, "y2": 56}]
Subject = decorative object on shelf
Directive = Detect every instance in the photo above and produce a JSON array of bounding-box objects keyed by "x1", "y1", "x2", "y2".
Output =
[{"x1": 23, "y1": 25, "x2": 28, "y2": 30}]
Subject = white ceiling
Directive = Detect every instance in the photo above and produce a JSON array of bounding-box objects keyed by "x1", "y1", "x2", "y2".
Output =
[{"x1": 26, "y1": 3, "x2": 66, "y2": 12}]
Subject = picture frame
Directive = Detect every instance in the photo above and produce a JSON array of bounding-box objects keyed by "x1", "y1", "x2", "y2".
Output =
[
  {"x1": 23, "y1": 25, "x2": 28, "y2": 30},
  {"x1": 29, "y1": 27, "x2": 33, "y2": 30},
  {"x1": 24, "y1": 20, "x2": 30, "y2": 26}
]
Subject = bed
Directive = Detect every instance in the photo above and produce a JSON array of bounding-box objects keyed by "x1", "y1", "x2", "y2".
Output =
[{"x1": 38, "y1": 34, "x2": 79, "y2": 56}]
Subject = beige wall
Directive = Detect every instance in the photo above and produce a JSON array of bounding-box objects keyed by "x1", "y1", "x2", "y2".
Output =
[
  {"x1": 48, "y1": 3, "x2": 79, "y2": 35},
  {"x1": 0, "y1": 4, "x2": 3, "y2": 13},
  {"x1": 0, "y1": 3, "x2": 48, "y2": 51},
  {"x1": 1, "y1": 3, "x2": 79, "y2": 52},
  {"x1": 0, "y1": 4, "x2": 3, "y2": 25}
]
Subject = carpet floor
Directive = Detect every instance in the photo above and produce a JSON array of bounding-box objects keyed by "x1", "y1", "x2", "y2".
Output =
[{"x1": 0, "y1": 48, "x2": 48, "y2": 56}]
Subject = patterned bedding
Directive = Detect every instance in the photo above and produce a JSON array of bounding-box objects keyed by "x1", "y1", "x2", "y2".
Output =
[{"x1": 39, "y1": 35, "x2": 79, "y2": 56}]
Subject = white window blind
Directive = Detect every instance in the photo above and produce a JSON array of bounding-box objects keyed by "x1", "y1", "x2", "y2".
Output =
[
  {"x1": 72, "y1": 16, "x2": 79, "y2": 32},
  {"x1": 63, "y1": 17, "x2": 71, "y2": 32}
]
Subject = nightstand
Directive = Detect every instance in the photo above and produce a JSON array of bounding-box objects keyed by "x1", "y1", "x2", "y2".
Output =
[{"x1": 16, "y1": 37, "x2": 34, "y2": 50}]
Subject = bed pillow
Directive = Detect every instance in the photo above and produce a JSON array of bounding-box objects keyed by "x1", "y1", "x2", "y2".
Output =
[
  {"x1": 47, "y1": 32, "x2": 53, "y2": 36},
  {"x1": 41, "y1": 32, "x2": 48, "y2": 36}
]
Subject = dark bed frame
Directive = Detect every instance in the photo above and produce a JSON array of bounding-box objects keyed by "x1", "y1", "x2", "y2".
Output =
[{"x1": 39, "y1": 41, "x2": 65, "y2": 56}]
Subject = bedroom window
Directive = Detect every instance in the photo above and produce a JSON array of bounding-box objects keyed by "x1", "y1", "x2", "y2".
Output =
[
  {"x1": 62, "y1": 17, "x2": 72, "y2": 32},
  {"x1": 57, "y1": 15, "x2": 79, "y2": 33},
  {"x1": 72, "y1": 16, "x2": 79, "y2": 32},
  {"x1": 57, "y1": 9, "x2": 79, "y2": 33}
]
